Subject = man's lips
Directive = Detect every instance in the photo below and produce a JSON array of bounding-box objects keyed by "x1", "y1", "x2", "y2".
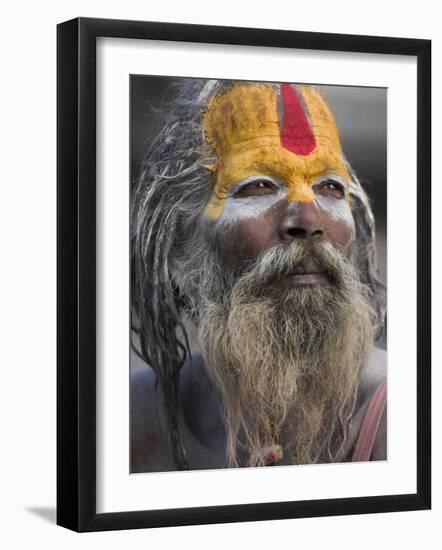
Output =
[
  {"x1": 287, "y1": 272, "x2": 329, "y2": 285},
  {"x1": 286, "y1": 260, "x2": 329, "y2": 285},
  {"x1": 290, "y1": 264, "x2": 323, "y2": 275}
]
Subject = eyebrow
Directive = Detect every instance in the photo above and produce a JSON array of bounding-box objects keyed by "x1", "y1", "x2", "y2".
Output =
[{"x1": 247, "y1": 161, "x2": 277, "y2": 173}]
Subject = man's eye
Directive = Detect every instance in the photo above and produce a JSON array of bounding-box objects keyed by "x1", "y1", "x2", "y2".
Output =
[
  {"x1": 233, "y1": 180, "x2": 278, "y2": 198},
  {"x1": 315, "y1": 180, "x2": 346, "y2": 199}
]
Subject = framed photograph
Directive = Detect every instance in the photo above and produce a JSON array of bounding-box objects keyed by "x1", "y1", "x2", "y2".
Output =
[{"x1": 57, "y1": 17, "x2": 431, "y2": 532}]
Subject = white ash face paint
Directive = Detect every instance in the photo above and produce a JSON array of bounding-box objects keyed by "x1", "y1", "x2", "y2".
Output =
[
  {"x1": 215, "y1": 175, "x2": 286, "y2": 227},
  {"x1": 214, "y1": 172, "x2": 355, "y2": 237},
  {"x1": 312, "y1": 173, "x2": 355, "y2": 228}
]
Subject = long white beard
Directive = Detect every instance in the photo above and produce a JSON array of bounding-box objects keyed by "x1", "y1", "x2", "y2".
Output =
[{"x1": 195, "y1": 241, "x2": 374, "y2": 467}]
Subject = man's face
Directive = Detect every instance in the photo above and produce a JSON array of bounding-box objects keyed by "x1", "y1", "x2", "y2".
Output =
[
  {"x1": 215, "y1": 181, "x2": 355, "y2": 276},
  {"x1": 202, "y1": 82, "x2": 355, "y2": 277}
]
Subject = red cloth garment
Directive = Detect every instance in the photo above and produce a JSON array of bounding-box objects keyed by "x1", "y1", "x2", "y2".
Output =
[{"x1": 352, "y1": 379, "x2": 387, "y2": 462}]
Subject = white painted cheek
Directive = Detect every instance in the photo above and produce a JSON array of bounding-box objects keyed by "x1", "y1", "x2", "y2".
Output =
[
  {"x1": 215, "y1": 190, "x2": 286, "y2": 227},
  {"x1": 316, "y1": 195, "x2": 356, "y2": 237},
  {"x1": 316, "y1": 195, "x2": 353, "y2": 222}
]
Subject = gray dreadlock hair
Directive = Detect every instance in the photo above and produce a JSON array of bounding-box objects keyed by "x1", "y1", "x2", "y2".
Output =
[{"x1": 131, "y1": 78, "x2": 386, "y2": 470}]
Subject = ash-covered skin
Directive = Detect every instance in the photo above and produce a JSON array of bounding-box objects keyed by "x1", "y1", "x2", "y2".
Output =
[
  {"x1": 212, "y1": 172, "x2": 356, "y2": 272},
  {"x1": 312, "y1": 174, "x2": 354, "y2": 223},
  {"x1": 215, "y1": 175, "x2": 287, "y2": 226}
]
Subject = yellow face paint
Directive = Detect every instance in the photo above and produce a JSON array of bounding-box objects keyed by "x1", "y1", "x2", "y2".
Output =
[{"x1": 202, "y1": 82, "x2": 350, "y2": 220}]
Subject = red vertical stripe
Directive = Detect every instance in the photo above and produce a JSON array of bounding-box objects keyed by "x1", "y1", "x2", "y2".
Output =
[{"x1": 280, "y1": 84, "x2": 316, "y2": 155}]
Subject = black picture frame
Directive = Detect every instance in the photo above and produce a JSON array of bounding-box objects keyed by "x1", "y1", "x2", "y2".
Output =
[{"x1": 57, "y1": 17, "x2": 431, "y2": 532}]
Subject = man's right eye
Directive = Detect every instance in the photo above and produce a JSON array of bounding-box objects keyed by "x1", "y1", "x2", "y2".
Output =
[{"x1": 233, "y1": 179, "x2": 278, "y2": 198}]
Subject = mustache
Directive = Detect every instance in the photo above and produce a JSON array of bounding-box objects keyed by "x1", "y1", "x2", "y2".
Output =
[{"x1": 234, "y1": 241, "x2": 353, "y2": 290}]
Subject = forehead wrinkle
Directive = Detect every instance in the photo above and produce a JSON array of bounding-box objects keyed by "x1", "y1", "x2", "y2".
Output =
[
  {"x1": 221, "y1": 148, "x2": 308, "y2": 181},
  {"x1": 248, "y1": 161, "x2": 278, "y2": 172}
]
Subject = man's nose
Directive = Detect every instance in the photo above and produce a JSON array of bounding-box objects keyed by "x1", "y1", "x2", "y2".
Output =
[{"x1": 278, "y1": 200, "x2": 324, "y2": 241}]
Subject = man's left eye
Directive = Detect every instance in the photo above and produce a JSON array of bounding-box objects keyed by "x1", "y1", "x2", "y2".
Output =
[{"x1": 314, "y1": 180, "x2": 346, "y2": 199}]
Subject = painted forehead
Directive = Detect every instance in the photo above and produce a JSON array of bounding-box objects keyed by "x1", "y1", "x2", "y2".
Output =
[{"x1": 202, "y1": 82, "x2": 350, "y2": 220}]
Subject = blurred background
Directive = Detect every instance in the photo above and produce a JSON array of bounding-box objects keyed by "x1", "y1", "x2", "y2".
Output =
[{"x1": 130, "y1": 76, "x2": 387, "y2": 354}]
